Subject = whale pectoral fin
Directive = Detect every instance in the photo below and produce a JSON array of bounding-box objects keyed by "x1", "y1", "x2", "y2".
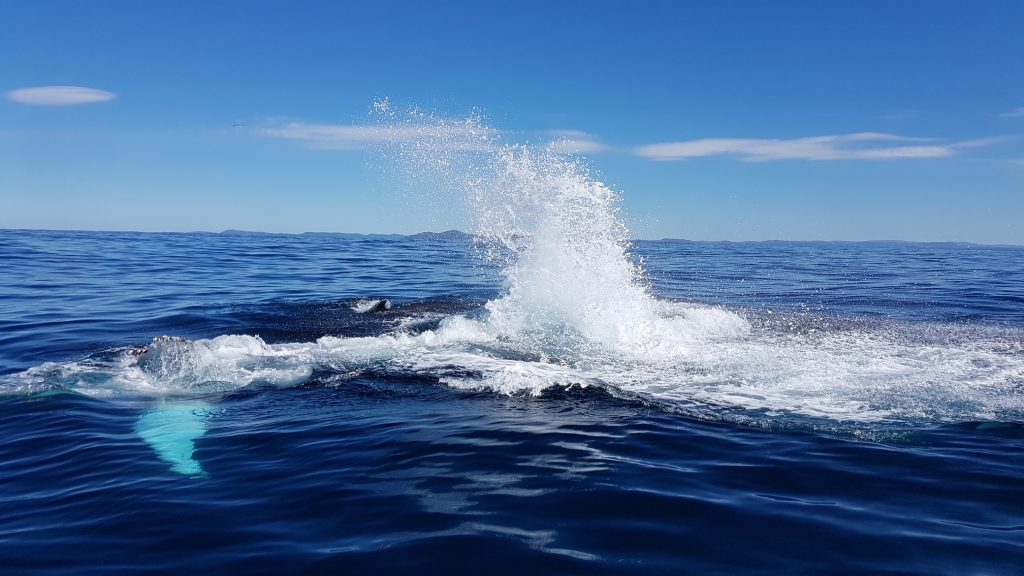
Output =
[{"x1": 134, "y1": 400, "x2": 213, "y2": 477}]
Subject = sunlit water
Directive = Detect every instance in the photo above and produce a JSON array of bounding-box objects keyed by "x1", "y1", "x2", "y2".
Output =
[{"x1": 2, "y1": 114, "x2": 1023, "y2": 573}]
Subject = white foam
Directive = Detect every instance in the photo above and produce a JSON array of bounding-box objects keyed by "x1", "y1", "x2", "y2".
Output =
[{"x1": 3, "y1": 313, "x2": 1022, "y2": 426}]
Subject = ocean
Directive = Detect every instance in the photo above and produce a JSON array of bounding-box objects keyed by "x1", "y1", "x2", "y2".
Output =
[
  {"x1": 2, "y1": 128, "x2": 1023, "y2": 574},
  {"x1": 1, "y1": 228, "x2": 1022, "y2": 575}
]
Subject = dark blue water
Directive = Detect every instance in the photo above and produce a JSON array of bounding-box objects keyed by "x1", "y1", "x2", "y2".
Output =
[{"x1": 1, "y1": 229, "x2": 1022, "y2": 574}]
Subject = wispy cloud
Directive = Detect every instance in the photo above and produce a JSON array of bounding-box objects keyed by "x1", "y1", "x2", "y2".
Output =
[
  {"x1": 6, "y1": 85, "x2": 116, "y2": 106},
  {"x1": 544, "y1": 129, "x2": 607, "y2": 153},
  {"x1": 1000, "y1": 107, "x2": 1024, "y2": 118},
  {"x1": 634, "y1": 132, "x2": 992, "y2": 162},
  {"x1": 264, "y1": 121, "x2": 497, "y2": 151},
  {"x1": 952, "y1": 136, "x2": 1014, "y2": 149},
  {"x1": 266, "y1": 122, "x2": 610, "y2": 155}
]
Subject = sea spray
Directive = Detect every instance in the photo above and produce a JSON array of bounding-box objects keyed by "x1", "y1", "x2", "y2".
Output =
[{"x1": 373, "y1": 103, "x2": 749, "y2": 355}]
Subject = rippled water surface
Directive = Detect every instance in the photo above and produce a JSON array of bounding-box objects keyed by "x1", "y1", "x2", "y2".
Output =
[{"x1": 1, "y1": 229, "x2": 1023, "y2": 575}]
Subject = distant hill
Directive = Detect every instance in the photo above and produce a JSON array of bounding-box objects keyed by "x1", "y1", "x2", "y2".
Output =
[
  {"x1": 410, "y1": 230, "x2": 472, "y2": 241},
  {"x1": 218, "y1": 229, "x2": 471, "y2": 241}
]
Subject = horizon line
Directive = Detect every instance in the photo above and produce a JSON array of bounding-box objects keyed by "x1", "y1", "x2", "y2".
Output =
[{"x1": 1, "y1": 227, "x2": 1021, "y2": 248}]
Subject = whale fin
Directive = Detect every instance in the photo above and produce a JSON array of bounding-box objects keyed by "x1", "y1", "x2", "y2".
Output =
[{"x1": 134, "y1": 400, "x2": 213, "y2": 477}]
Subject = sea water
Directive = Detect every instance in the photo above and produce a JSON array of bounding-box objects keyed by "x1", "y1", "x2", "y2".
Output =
[{"x1": 1, "y1": 113, "x2": 1023, "y2": 574}]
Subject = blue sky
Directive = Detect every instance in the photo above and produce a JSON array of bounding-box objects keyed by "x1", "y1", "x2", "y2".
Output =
[{"x1": 2, "y1": 0, "x2": 1022, "y2": 243}]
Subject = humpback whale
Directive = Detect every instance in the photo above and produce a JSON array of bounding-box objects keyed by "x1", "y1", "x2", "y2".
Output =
[
  {"x1": 131, "y1": 337, "x2": 218, "y2": 477},
  {"x1": 351, "y1": 298, "x2": 392, "y2": 313}
]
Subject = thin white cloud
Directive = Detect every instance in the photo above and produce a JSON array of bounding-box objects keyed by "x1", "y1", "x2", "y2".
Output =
[
  {"x1": 999, "y1": 107, "x2": 1024, "y2": 118},
  {"x1": 952, "y1": 136, "x2": 1014, "y2": 149},
  {"x1": 633, "y1": 132, "x2": 985, "y2": 162},
  {"x1": 6, "y1": 85, "x2": 116, "y2": 106},
  {"x1": 544, "y1": 129, "x2": 607, "y2": 154},
  {"x1": 264, "y1": 121, "x2": 497, "y2": 151}
]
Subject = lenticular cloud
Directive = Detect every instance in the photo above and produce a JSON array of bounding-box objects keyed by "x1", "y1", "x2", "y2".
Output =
[{"x1": 7, "y1": 86, "x2": 116, "y2": 106}]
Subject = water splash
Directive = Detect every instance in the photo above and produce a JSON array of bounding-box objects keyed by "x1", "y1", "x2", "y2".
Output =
[
  {"x1": 2, "y1": 107, "x2": 1022, "y2": 434},
  {"x1": 374, "y1": 104, "x2": 748, "y2": 355}
]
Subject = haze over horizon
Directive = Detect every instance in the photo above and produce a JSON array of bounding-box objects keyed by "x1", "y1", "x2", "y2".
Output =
[{"x1": 2, "y1": 1, "x2": 1022, "y2": 244}]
